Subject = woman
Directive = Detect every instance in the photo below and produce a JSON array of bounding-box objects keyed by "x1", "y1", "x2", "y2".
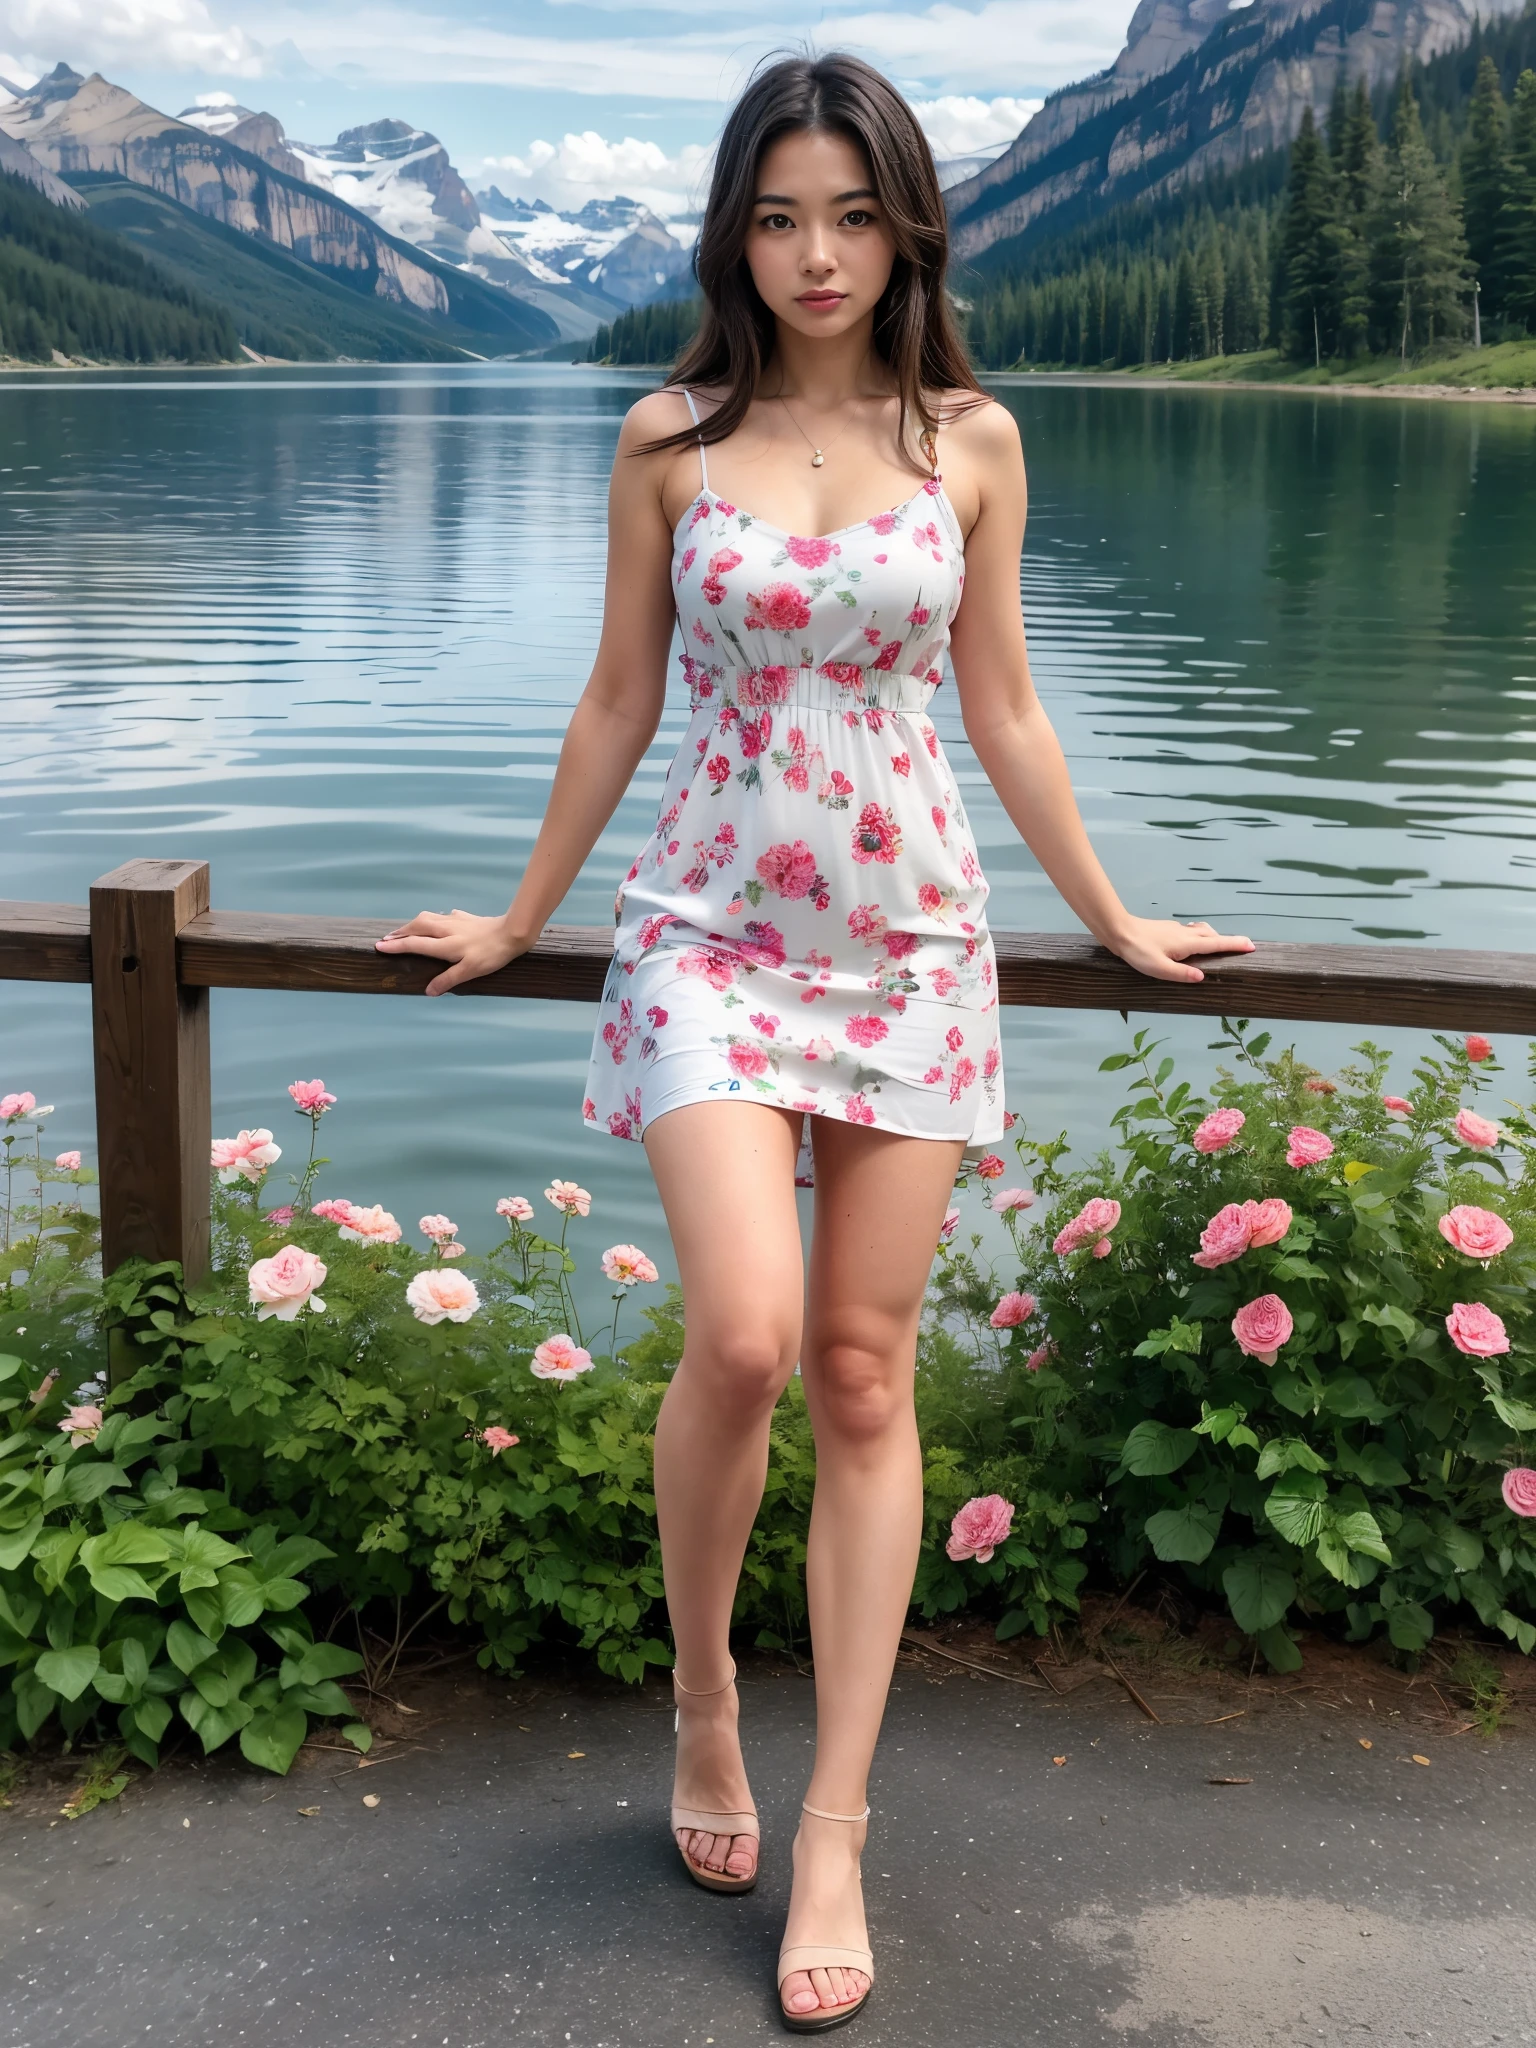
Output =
[{"x1": 378, "y1": 51, "x2": 1252, "y2": 2033}]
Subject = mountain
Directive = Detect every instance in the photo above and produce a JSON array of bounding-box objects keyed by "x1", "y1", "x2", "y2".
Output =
[
  {"x1": 0, "y1": 65, "x2": 556, "y2": 352},
  {"x1": 476, "y1": 189, "x2": 694, "y2": 310},
  {"x1": 0, "y1": 128, "x2": 83, "y2": 209},
  {"x1": 946, "y1": 0, "x2": 1530, "y2": 264}
]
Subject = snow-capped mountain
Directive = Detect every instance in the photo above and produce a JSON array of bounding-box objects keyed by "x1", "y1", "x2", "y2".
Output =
[{"x1": 477, "y1": 189, "x2": 694, "y2": 308}]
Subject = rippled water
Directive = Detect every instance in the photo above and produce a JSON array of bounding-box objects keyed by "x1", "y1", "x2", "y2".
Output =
[{"x1": 3, "y1": 366, "x2": 1535, "y2": 1277}]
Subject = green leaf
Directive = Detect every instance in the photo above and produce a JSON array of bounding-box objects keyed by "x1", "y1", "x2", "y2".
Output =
[
  {"x1": 80, "y1": 1523, "x2": 173, "y2": 1573},
  {"x1": 283, "y1": 1641, "x2": 365, "y2": 1688},
  {"x1": 341, "y1": 1721, "x2": 373, "y2": 1753},
  {"x1": 87, "y1": 1565, "x2": 163, "y2": 1605},
  {"x1": 34, "y1": 1644, "x2": 101, "y2": 1702},
  {"x1": 62, "y1": 1462, "x2": 130, "y2": 1506},
  {"x1": 1144, "y1": 1502, "x2": 1222, "y2": 1564},
  {"x1": 1321, "y1": 1375, "x2": 1389, "y2": 1422},
  {"x1": 129, "y1": 1694, "x2": 173, "y2": 1744},
  {"x1": 1119, "y1": 1421, "x2": 1199, "y2": 1477},
  {"x1": 1264, "y1": 1471, "x2": 1327, "y2": 1548},
  {"x1": 0, "y1": 1354, "x2": 25, "y2": 1382},
  {"x1": 1387, "y1": 1602, "x2": 1434, "y2": 1652},
  {"x1": 1255, "y1": 1437, "x2": 1330, "y2": 1480},
  {"x1": 1222, "y1": 1559, "x2": 1296, "y2": 1634},
  {"x1": 282, "y1": 1680, "x2": 354, "y2": 1716},
  {"x1": 1438, "y1": 1524, "x2": 1483, "y2": 1574},
  {"x1": 1332, "y1": 1441, "x2": 1410, "y2": 1488},
  {"x1": 1360, "y1": 1302, "x2": 1417, "y2": 1341},
  {"x1": 1329, "y1": 1509, "x2": 1392, "y2": 1565},
  {"x1": 165, "y1": 1619, "x2": 220, "y2": 1675},
  {"x1": 0, "y1": 1515, "x2": 42, "y2": 1570},
  {"x1": 1257, "y1": 1624, "x2": 1303, "y2": 1673},
  {"x1": 239, "y1": 1704, "x2": 308, "y2": 1775},
  {"x1": 1483, "y1": 1386, "x2": 1536, "y2": 1431},
  {"x1": 178, "y1": 1688, "x2": 255, "y2": 1752}
]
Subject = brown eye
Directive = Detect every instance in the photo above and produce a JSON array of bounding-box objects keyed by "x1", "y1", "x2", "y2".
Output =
[
  {"x1": 758, "y1": 212, "x2": 793, "y2": 231},
  {"x1": 842, "y1": 210, "x2": 875, "y2": 227}
]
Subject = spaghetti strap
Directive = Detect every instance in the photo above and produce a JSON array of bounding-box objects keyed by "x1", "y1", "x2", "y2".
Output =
[{"x1": 681, "y1": 387, "x2": 709, "y2": 494}]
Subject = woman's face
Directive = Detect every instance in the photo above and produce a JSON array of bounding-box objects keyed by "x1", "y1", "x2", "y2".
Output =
[{"x1": 742, "y1": 126, "x2": 897, "y2": 344}]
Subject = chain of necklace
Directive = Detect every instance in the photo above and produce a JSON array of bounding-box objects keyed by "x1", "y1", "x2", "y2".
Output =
[{"x1": 775, "y1": 390, "x2": 860, "y2": 468}]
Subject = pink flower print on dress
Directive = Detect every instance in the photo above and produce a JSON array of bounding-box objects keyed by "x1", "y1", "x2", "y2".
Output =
[
  {"x1": 948, "y1": 1057, "x2": 977, "y2": 1103},
  {"x1": 737, "y1": 921, "x2": 787, "y2": 970},
  {"x1": 818, "y1": 769, "x2": 854, "y2": 809},
  {"x1": 845, "y1": 1015, "x2": 889, "y2": 1048},
  {"x1": 677, "y1": 545, "x2": 696, "y2": 585},
  {"x1": 1232, "y1": 1294, "x2": 1293, "y2": 1365},
  {"x1": 602, "y1": 997, "x2": 638, "y2": 1063},
  {"x1": 945, "y1": 1026, "x2": 964, "y2": 1053},
  {"x1": 871, "y1": 639, "x2": 903, "y2": 672},
  {"x1": 1191, "y1": 1107, "x2": 1245, "y2": 1153},
  {"x1": 744, "y1": 582, "x2": 811, "y2": 633},
  {"x1": 946, "y1": 1494, "x2": 1013, "y2": 1563},
  {"x1": 738, "y1": 716, "x2": 771, "y2": 760},
  {"x1": 852, "y1": 803, "x2": 902, "y2": 865},
  {"x1": 818, "y1": 660, "x2": 865, "y2": 691},
  {"x1": 867, "y1": 510, "x2": 899, "y2": 535},
  {"x1": 843, "y1": 1093, "x2": 877, "y2": 1125},
  {"x1": 848, "y1": 904, "x2": 886, "y2": 945},
  {"x1": 930, "y1": 805, "x2": 948, "y2": 841},
  {"x1": 1501, "y1": 1468, "x2": 1536, "y2": 1517},
  {"x1": 756, "y1": 840, "x2": 820, "y2": 900},
  {"x1": 1445, "y1": 1300, "x2": 1509, "y2": 1356},
  {"x1": 784, "y1": 535, "x2": 835, "y2": 569},
  {"x1": 912, "y1": 520, "x2": 944, "y2": 561},
  {"x1": 1455, "y1": 1108, "x2": 1500, "y2": 1148},
  {"x1": 884, "y1": 929, "x2": 920, "y2": 960},
  {"x1": 700, "y1": 547, "x2": 741, "y2": 606},
  {"x1": 918, "y1": 883, "x2": 944, "y2": 917},
  {"x1": 728, "y1": 1043, "x2": 770, "y2": 1079},
  {"x1": 1438, "y1": 1205, "x2": 1513, "y2": 1261},
  {"x1": 706, "y1": 753, "x2": 731, "y2": 787},
  {"x1": 906, "y1": 605, "x2": 931, "y2": 626},
  {"x1": 989, "y1": 1291, "x2": 1035, "y2": 1329},
  {"x1": 750, "y1": 1011, "x2": 780, "y2": 1036},
  {"x1": 741, "y1": 665, "x2": 797, "y2": 705},
  {"x1": 891, "y1": 752, "x2": 911, "y2": 777},
  {"x1": 1285, "y1": 1125, "x2": 1334, "y2": 1168}
]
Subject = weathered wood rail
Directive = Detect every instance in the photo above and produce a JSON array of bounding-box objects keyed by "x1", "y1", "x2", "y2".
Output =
[{"x1": 5, "y1": 857, "x2": 1534, "y2": 1282}]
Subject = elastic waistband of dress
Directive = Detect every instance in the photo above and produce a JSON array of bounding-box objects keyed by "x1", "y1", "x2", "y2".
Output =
[{"x1": 686, "y1": 662, "x2": 937, "y2": 716}]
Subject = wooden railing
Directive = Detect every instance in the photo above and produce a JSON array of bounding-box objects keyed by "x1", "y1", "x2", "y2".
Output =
[{"x1": 6, "y1": 856, "x2": 1536, "y2": 1282}]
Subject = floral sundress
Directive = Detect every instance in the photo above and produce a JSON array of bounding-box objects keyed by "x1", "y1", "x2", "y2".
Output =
[{"x1": 582, "y1": 389, "x2": 1004, "y2": 1158}]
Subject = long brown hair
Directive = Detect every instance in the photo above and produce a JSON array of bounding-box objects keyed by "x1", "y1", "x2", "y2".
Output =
[{"x1": 639, "y1": 51, "x2": 985, "y2": 466}]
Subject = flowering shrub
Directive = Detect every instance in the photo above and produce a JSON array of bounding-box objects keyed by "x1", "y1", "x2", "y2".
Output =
[{"x1": 942, "y1": 1023, "x2": 1536, "y2": 1668}]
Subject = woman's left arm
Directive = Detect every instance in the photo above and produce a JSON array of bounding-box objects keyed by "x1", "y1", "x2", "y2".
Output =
[{"x1": 945, "y1": 401, "x2": 1253, "y2": 985}]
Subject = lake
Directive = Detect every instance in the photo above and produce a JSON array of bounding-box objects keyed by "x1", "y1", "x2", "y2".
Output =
[{"x1": 3, "y1": 365, "x2": 1535, "y2": 1291}]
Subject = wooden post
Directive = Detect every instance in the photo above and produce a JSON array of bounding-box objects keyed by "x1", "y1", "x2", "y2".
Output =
[{"x1": 89, "y1": 859, "x2": 211, "y2": 1283}]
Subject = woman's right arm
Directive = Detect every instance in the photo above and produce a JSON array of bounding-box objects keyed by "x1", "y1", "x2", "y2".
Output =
[{"x1": 375, "y1": 393, "x2": 685, "y2": 996}]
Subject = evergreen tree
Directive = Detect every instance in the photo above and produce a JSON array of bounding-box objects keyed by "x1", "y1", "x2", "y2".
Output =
[
  {"x1": 1368, "y1": 80, "x2": 1471, "y2": 359},
  {"x1": 1279, "y1": 107, "x2": 1340, "y2": 362},
  {"x1": 1460, "y1": 56, "x2": 1510, "y2": 320},
  {"x1": 1499, "y1": 69, "x2": 1536, "y2": 331}
]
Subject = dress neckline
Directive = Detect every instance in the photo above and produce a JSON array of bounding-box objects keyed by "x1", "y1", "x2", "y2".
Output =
[{"x1": 673, "y1": 481, "x2": 960, "y2": 550}]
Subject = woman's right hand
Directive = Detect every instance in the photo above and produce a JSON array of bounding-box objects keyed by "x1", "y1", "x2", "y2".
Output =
[{"x1": 374, "y1": 909, "x2": 534, "y2": 998}]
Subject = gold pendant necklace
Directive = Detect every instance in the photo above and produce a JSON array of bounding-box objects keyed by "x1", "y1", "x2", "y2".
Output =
[{"x1": 777, "y1": 392, "x2": 857, "y2": 468}]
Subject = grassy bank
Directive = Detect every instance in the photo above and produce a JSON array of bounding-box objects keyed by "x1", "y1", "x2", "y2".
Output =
[{"x1": 990, "y1": 338, "x2": 1536, "y2": 396}]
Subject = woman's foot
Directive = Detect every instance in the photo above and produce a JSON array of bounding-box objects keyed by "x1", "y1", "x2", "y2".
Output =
[
  {"x1": 672, "y1": 1668, "x2": 759, "y2": 1883},
  {"x1": 778, "y1": 1806, "x2": 872, "y2": 2022}
]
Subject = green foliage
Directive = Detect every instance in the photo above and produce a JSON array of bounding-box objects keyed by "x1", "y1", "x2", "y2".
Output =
[{"x1": 588, "y1": 295, "x2": 701, "y2": 366}]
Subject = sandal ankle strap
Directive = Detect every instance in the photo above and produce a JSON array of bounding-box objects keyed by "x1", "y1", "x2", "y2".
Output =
[
  {"x1": 801, "y1": 1800, "x2": 870, "y2": 1823},
  {"x1": 673, "y1": 1657, "x2": 737, "y2": 1698}
]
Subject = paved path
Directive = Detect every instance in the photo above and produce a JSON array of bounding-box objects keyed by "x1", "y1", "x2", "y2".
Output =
[{"x1": 4, "y1": 1661, "x2": 1534, "y2": 2047}]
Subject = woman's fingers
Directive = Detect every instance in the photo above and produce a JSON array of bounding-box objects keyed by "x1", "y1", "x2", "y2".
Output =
[{"x1": 374, "y1": 933, "x2": 461, "y2": 958}]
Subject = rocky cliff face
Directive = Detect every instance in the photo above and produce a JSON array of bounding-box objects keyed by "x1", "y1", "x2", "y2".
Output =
[
  {"x1": 0, "y1": 128, "x2": 84, "y2": 210},
  {"x1": 947, "y1": 0, "x2": 1529, "y2": 262}
]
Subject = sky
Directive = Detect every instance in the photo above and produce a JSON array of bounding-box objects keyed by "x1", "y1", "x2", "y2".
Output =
[{"x1": 0, "y1": 0, "x2": 1136, "y2": 215}]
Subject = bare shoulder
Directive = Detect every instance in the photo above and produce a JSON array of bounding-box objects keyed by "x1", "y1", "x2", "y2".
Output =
[
  {"x1": 937, "y1": 389, "x2": 1020, "y2": 464},
  {"x1": 616, "y1": 385, "x2": 698, "y2": 454}
]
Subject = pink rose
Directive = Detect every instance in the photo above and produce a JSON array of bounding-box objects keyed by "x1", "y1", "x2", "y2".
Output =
[
  {"x1": 939, "y1": 1206, "x2": 960, "y2": 1242},
  {"x1": 1053, "y1": 1196, "x2": 1122, "y2": 1256},
  {"x1": 1382, "y1": 1095, "x2": 1414, "y2": 1117},
  {"x1": 211, "y1": 1128, "x2": 282, "y2": 1185},
  {"x1": 497, "y1": 1196, "x2": 535, "y2": 1222},
  {"x1": 974, "y1": 1153, "x2": 1005, "y2": 1180},
  {"x1": 1231, "y1": 1293, "x2": 1294, "y2": 1365},
  {"x1": 1091, "y1": 1238, "x2": 1113, "y2": 1258},
  {"x1": 989, "y1": 1291, "x2": 1036, "y2": 1329},
  {"x1": 602, "y1": 1243, "x2": 659, "y2": 1286},
  {"x1": 1241, "y1": 1197, "x2": 1293, "y2": 1248},
  {"x1": 990, "y1": 1187, "x2": 1035, "y2": 1213},
  {"x1": 265, "y1": 1205, "x2": 295, "y2": 1226},
  {"x1": 1455, "y1": 1108, "x2": 1500, "y2": 1149},
  {"x1": 247, "y1": 1245, "x2": 327, "y2": 1321},
  {"x1": 338, "y1": 1203, "x2": 402, "y2": 1244},
  {"x1": 480, "y1": 1426, "x2": 519, "y2": 1455},
  {"x1": 1191, "y1": 1202, "x2": 1252, "y2": 1270},
  {"x1": 313, "y1": 1198, "x2": 359, "y2": 1225},
  {"x1": 756, "y1": 839, "x2": 819, "y2": 899},
  {"x1": 1444, "y1": 1300, "x2": 1509, "y2": 1357},
  {"x1": 405, "y1": 1268, "x2": 480, "y2": 1325},
  {"x1": 531, "y1": 1332, "x2": 594, "y2": 1380},
  {"x1": 419, "y1": 1213, "x2": 458, "y2": 1243},
  {"x1": 288, "y1": 1079, "x2": 336, "y2": 1115},
  {"x1": 1438, "y1": 1205, "x2": 1513, "y2": 1262},
  {"x1": 54, "y1": 1150, "x2": 81, "y2": 1170},
  {"x1": 544, "y1": 1180, "x2": 592, "y2": 1217},
  {"x1": 1025, "y1": 1343, "x2": 1051, "y2": 1371},
  {"x1": 946, "y1": 1493, "x2": 1015, "y2": 1564},
  {"x1": 1192, "y1": 1107, "x2": 1245, "y2": 1153},
  {"x1": 1285, "y1": 1125, "x2": 1334, "y2": 1169},
  {"x1": 1, "y1": 1090, "x2": 37, "y2": 1121},
  {"x1": 1501, "y1": 1467, "x2": 1536, "y2": 1517},
  {"x1": 1465, "y1": 1034, "x2": 1494, "y2": 1063},
  {"x1": 58, "y1": 1403, "x2": 103, "y2": 1443}
]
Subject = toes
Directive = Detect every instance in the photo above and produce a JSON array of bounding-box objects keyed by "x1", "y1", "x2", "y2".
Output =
[
  {"x1": 702, "y1": 1831, "x2": 731, "y2": 1872},
  {"x1": 783, "y1": 1974, "x2": 820, "y2": 2015},
  {"x1": 724, "y1": 1834, "x2": 757, "y2": 1878}
]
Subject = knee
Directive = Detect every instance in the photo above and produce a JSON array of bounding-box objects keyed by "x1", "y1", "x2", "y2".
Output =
[
  {"x1": 807, "y1": 1339, "x2": 911, "y2": 1446},
  {"x1": 682, "y1": 1327, "x2": 798, "y2": 1418}
]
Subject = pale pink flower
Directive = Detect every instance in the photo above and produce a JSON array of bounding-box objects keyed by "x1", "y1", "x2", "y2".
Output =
[
  {"x1": 1192, "y1": 1203, "x2": 1252, "y2": 1270},
  {"x1": 1091, "y1": 1238, "x2": 1113, "y2": 1258},
  {"x1": 1241, "y1": 1197, "x2": 1293, "y2": 1247},
  {"x1": 1438, "y1": 1205, "x2": 1513, "y2": 1262},
  {"x1": 1053, "y1": 1196, "x2": 1122, "y2": 1256},
  {"x1": 531, "y1": 1332, "x2": 594, "y2": 1380},
  {"x1": 989, "y1": 1291, "x2": 1036, "y2": 1329},
  {"x1": 480, "y1": 1426, "x2": 519, "y2": 1455},
  {"x1": 974, "y1": 1153, "x2": 1006, "y2": 1180},
  {"x1": 990, "y1": 1187, "x2": 1035, "y2": 1213},
  {"x1": 0, "y1": 1091, "x2": 37, "y2": 1121},
  {"x1": 265, "y1": 1205, "x2": 295, "y2": 1227},
  {"x1": 54, "y1": 1150, "x2": 81, "y2": 1170},
  {"x1": 545, "y1": 1180, "x2": 592, "y2": 1217},
  {"x1": 1231, "y1": 1294, "x2": 1294, "y2": 1366},
  {"x1": 28, "y1": 1368, "x2": 59, "y2": 1406},
  {"x1": 1382, "y1": 1095, "x2": 1414, "y2": 1117},
  {"x1": 946, "y1": 1493, "x2": 1015, "y2": 1563},
  {"x1": 312, "y1": 1198, "x2": 359, "y2": 1225},
  {"x1": 338, "y1": 1203, "x2": 402, "y2": 1244},
  {"x1": 1304, "y1": 1076, "x2": 1337, "y2": 1096},
  {"x1": 939, "y1": 1206, "x2": 961, "y2": 1243},
  {"x1": 1444, "y1": 1300, "x2": 1509, "y2": 1358},
  {"x1": 1455, "y1": 1108, "x2": 1500, "y2": 1149},
  {"x1": 247, "y1": 1245, "x2": 328, "y2": 1321},
  {"x1": 497, "y1": 1196, "x2": 535, "y2": 1222},
  {"x1": 1501, "y1": 1467, "x2": 1536, "y2": 1517},
  {"x1": 418, "y1": 1213, "x2": 458, "y2": 1243},
  {"x1": 1285, "y1": 1125, "x2": 1334, "y2": 1169},
  {"x1": 58, "y1": 1402, "x2": 103, "y2": 1443},
  {"x1": 602, "y1": 1244, "x2": 660, "y2": 1286},
  {"x1": 211, "y1": 1128, "x2": 282, "y2": 1185},
  {"x1": 405, "y1": 1268, "x2": 480, "y2": 1325},
  {"x1": 438, "y1": 1242, "x2": 467, "y2": 1259},
  {"x1": 288, "y1": 1079, "x2": 336, "y2": 1115},
  {"x1": 1025, "y1": 1343, "x2": 1051, "y2": 1371},
  {"x1": 1191, "y1": 1107, "x2": 1245, "y2": 1153},
  {"x1": 1465, "y1": 1034, "x2": 1494, "y2": 1063}
]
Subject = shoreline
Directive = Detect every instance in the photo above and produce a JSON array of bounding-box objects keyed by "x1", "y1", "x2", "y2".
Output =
[{"x1": 981, "y1": 368, "x2": 1536, "y2": 407}]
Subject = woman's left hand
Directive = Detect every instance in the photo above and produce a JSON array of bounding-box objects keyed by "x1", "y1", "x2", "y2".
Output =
[{"x1": 1106, "y1": 916, "x2": 1255, "y2": 984}]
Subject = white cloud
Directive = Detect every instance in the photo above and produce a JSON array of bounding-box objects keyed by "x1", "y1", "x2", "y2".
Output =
[
  {"x1": 0, "y1": 0, "x2": 265, "y2": 77},
  {"x1": 911, "y1": 93, "x2": 1039, "y2": 157},
  {"x1": 476, "y1": 132, "x2": 715, "y2": 220}
]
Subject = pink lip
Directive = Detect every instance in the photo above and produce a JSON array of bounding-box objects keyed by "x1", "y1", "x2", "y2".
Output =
[{"x1": 798, "y1": 292, "x2": 845, "y2": 306}]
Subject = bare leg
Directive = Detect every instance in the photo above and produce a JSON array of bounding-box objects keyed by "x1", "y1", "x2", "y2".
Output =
[
  {"x1": 779, "y1": 1120, "x2": 964, "y2": 2019},
  {"x1": 645, "y1": 1101, "x2": 806, "y2": 1880}
]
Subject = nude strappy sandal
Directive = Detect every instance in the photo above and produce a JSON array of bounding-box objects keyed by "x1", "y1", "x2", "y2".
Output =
[
  {"x1": 671, "y1": 1662, "x2": 760, "y2": 1894},
  {"x1": 777, "y1": 1802, "x2": 874, "y2": 2033}
]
